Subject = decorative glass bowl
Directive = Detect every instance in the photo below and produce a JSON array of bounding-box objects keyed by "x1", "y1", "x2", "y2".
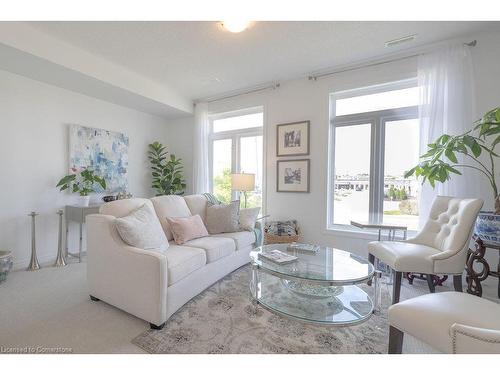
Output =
[{"x1": 0, "y1": 250, "x2": 13, "y2": 283}]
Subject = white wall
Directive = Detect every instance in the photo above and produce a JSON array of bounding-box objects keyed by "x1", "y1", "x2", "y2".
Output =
[
  {"x1": 171, "y1": 55, "x2": 419, "y2": 253},
  {"x1": 0, "y1": 69, "x2": 176, "y2": 268},
  {"x1": 169, "y1": 31, "x2": 500, "y2": 297},
  {"x1": 164, "y1": 116, "x2": 195, "y2": 195}
]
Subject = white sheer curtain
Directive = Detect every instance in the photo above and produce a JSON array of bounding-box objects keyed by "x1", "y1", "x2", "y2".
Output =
[
  {"x1": 193, "y1": 102, "x2": 210, "y2": 194},
  {"x1": 418, "y1": 43, "x2": 477, "y2": 226}
]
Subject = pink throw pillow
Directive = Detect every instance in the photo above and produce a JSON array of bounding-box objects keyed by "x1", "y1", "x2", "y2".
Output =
[{"x1": 166, "y1": 215, "x2": 209, "y2": 245}]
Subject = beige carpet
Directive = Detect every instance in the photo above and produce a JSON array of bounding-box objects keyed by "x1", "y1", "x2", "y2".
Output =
[
  {"x1": 1, "y1": 258, "x2": 498, "y2": 353},
  {"x1": 132, "y1": 265, "x2": 391, "y2": 354}
]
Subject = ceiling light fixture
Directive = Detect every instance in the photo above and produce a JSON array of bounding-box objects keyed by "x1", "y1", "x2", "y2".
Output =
[
  {"x1": 220, "y1": 20, "x2": 250, "y2": 33},
  {"x1": 385, "y1": 34, "x2": 417, "y2": 47}
]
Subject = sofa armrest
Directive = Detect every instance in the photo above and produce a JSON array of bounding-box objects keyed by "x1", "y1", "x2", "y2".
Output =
[
  {"x1": 451, "y1": 323, "x2": 500, "y2": 354},
  {"x1": 86, "y1": 214, "x2": 168, "y2": 326}
]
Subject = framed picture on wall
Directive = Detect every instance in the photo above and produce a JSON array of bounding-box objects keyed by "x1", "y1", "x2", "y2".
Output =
[
  {"x1": 276, "y1": 121, "x2": 310, "y2": 156},
  {"x1": 277, "y1": 159, "x2": 310, "y2": 193}
]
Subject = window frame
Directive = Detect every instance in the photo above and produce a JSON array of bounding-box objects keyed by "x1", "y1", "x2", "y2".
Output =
[
  {"x1": 208, "y1": 106, "x2": 264, "y2": 203},
  {"x1": 327, "y1": 79, "x2": 419, "y2": 233}
]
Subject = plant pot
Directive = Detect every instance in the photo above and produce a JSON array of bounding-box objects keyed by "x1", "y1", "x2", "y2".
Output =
[
  {"x1": 475, "y1": 211, "x2": 500, "y2": 244},
  {"x1": 76, "y1": 195, "x2": 90, "y2": 207},
  {"x1": 0, "y1": 250, "x2": 13, "y2": 284}
]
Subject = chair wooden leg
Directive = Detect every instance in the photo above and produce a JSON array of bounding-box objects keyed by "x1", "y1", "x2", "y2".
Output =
[
  {"x1": 453, "y1": 275, "x2": 463, "y2": 292},
  {"x1": 150, "y1": 322, "x2": 165, "y2": 330},
  {"x1": 388, "y1": 326, "x2": 404, "y2": 354},
  {"x1": 392, "y1": 271, "x2": 402, "y2": 304},
  {"x1": 367, "y1": 254, "x2": 375, "y2": 286},
  {"x1": 497, "y1": 258, "x2": 500, "y2": 299},
  {"x1": 368, "y1": 253, "x2": 375, "y2": 265},
  {"x1": 426, "y1": 274, "x2": 436, "y2": 293}
]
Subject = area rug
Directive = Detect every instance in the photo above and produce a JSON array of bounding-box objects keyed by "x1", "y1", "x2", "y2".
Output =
[{"x1": 132, "y1": 265, "x2": 391, "y2": 354}]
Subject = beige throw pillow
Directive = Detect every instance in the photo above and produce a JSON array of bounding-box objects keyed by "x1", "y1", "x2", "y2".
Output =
[
  {"x1": 166, "y1": 215, "x2": 209, "y2": 245},
  {"x1": 205, "y1": 200, "x2": 240, "y2": 234},
  {"x1": 115, "y1": 204, "x2": 169, "y2": 252},
  {"x1": 239, "y1": 207, "x2": 260, "y2": 231}
]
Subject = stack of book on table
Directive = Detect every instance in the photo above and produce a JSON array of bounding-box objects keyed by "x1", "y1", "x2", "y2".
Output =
[{"x1": 258, "y1": 250, "x2": 298, "y2": 264}]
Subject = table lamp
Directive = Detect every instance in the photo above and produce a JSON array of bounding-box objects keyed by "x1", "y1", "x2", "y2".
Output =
[{"x1": 231, "y1": 173, "x2": 255, "y2": 208}]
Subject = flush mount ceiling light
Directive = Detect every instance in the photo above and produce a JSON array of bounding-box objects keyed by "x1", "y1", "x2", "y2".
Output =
[
  {"x1": 220, "y1": 20, "x2": 251, "y2": 33},
  {"x1": 385, "y1": 34, "x2": 417, "y2": 47}
]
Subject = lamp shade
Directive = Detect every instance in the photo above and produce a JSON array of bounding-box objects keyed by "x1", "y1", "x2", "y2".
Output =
[{"x1": 231, "y1": 173, "x2": 255, "y2": 191}]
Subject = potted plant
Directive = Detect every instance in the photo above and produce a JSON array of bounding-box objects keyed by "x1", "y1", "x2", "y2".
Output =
[
  {"x1": 56, "y1": 169, "x2": 107, "y2": 206},
  {"x1": 148, "y1": 141, "x2": 187, "y2": 196},
  {"x1": 405, "y1": 107, "x2": 500, "y2": 243}
]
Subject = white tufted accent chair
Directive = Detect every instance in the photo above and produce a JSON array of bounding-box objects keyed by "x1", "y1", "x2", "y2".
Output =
[
  {"x1": 388, "y1": 292, "x2": 500, "y2": 353},
  {"x1": 368, "y1": 196, "x2": 483, "y2": 304}
]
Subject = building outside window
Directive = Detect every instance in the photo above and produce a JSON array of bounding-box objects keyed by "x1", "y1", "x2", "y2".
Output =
[
  {"x1": 209, "y1": 107, "x2": 264, "y2": 208},
  {"x1": 328, "y1": 79, "x2": 420, "y2": 231}
]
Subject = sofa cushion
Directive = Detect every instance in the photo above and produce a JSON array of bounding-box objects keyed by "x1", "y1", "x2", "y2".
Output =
[
  {"x1": 212, "y1": 231, "x2": 255, "y2": 250},
  {"x1": 151, "y1": 195, "x2": 192, "y2": 241},
  {"x1": 182, "y1": 236, "x2": 235, "y2": 263},
  {"x1": 100, "y1": 198, "x2": 152, "y2": 218},
  {"x1": 184, "y1": 195, "x2": 208, "y2": 222},
  {"x1": 165, "y1": 244, "x2": 207, "y2": 286},
  {"x1": 239, "y1": 207, "x2": 260, "y2": 231},
  {"x1": 205, "y1": 200, "x2": 240, "y2": 234},
  {"x1": 115, "y1": 204, "x2": 169, "y2": 252},
  {"x1": 368, "y1": 241, "x2": 440, "y2": 273},
  {"x1": 167, "y1": 215, "x2": 209, "y2": 245}
]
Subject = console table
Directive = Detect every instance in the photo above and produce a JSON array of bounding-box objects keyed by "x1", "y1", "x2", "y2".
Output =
[
  {"x1": 466, "y1": 235, "x2": 500, "y2": 298},
  {"x1": 65, "y1": 205, "x2": 101, "y2": 262}
]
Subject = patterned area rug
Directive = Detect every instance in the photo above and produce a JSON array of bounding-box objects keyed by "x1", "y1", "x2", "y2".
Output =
[{"x1": 132, "y1": 265, "x2": 391, "y2": 354}]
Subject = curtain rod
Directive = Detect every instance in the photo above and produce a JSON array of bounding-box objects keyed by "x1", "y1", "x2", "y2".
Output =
[
  {"x1": 308, "y1": 40, "x2": 477, "y2": 81},
  {"x1": 195, "y1": 39, "x2": 477, "y2": 103},
  {"x1": 195, "y1": 82, "x2": 280, "y2": 104}
]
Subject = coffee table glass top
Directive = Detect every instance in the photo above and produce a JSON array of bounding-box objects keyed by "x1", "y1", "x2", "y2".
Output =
[{"x1": 250, "y1": 244, "x2": 374, "y2": 285}]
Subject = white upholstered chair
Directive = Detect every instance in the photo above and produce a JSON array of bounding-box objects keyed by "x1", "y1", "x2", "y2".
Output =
[
  {"x1": 368, "y1": 196, "x2": 483, "y2": 304},
  {"x1": 388, "y1": 292, "x2": 500, "y2": 353}
]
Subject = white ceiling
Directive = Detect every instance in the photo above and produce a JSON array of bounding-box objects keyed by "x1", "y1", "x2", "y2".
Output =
[{"x1": 28, "y1": 21, "x2": 500, "y2": 101}]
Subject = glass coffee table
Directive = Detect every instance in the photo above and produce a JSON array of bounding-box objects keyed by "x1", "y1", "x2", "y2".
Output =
[{"x1": 249, "y1": 244, "x2": 381, "y2": 326}]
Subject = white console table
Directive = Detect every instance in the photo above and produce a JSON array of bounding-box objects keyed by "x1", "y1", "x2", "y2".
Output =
[{"x1": 65, "y1": 205, "x2": 101, "y2": 262}]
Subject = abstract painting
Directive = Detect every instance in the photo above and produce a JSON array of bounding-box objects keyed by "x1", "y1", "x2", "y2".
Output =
[{"x1": 69, "y1": 125, "x2": 129, "y2": 192}]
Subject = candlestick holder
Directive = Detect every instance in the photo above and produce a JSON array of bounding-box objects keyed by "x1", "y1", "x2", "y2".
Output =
[
  {"x1": 27, "y1": 211, "x2": 40, "y2": 271},
  {"x1": 54, "y1": 209, "x2": 67, "y2": 267}
]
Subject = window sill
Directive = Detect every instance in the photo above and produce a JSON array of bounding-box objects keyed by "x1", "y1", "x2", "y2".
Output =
[{"x1": 323, "y1": 225, "x2": 417, "y2": 241}]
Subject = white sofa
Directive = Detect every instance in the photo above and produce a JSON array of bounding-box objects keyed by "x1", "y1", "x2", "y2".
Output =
[{"x1": 86, "y1": 195, "x2": 257, "y2": 329}]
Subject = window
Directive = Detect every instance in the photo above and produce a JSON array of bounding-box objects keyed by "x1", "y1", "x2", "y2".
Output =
[
  {"x1": 328, "y1": 80, "x2": 420, "y2": 231},
  {"x1": 209, "y1": 107, "x2": 264, "y2": 208}
]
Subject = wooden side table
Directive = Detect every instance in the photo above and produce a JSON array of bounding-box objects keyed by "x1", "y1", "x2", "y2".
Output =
[
  {"x1": 65, "y1": 205, "x2": 101, "y2": 262},
  {"x1": 466, "y1": 235, "x2": 500, "y2": 298}
]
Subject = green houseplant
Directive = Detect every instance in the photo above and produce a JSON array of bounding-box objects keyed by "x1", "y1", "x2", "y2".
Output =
[
  {"x1": 405, "y1": 107, "x2": 500, "y2": 242},
  {"x1": 56, "y1": 169, "x2": 106, "y2": 206},
  {"x1": 148, "y1": 142, "x2": 186, "y2": 196}
]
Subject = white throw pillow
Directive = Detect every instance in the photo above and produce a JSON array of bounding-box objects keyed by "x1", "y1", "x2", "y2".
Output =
[
  {"x1": 115, "y1": 204, "x2": 169, "y2": 252},
  {"x1": 240, "y1": 207, "x2": 260, "y2": 231},
  {"x1": 205, "y1": 200, "x2": 240, "y2": 234}
]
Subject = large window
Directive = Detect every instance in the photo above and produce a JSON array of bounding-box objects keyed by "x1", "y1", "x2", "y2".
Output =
[
  {"x1": 209, "y1": 107, "x2": 263, "y2": 208},
  {"x1": 328, "y1": 80, "x2": 420, "y2": 231}
]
